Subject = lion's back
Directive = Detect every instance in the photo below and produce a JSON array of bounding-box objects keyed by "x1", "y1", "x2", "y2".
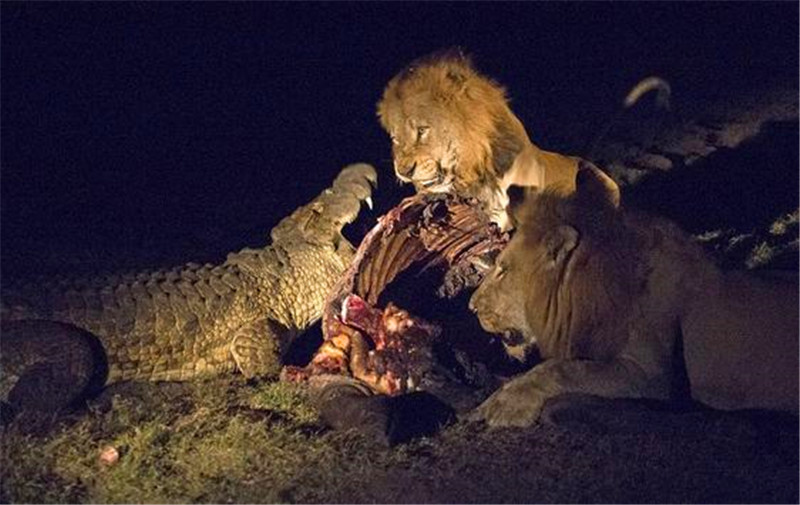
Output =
[{"x1": 682, "y1": 270, "x2": 799, "y2": 412}]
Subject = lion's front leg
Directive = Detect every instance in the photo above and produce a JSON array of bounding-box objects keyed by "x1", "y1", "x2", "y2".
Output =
[{"x1": 467, "y1": 358, "x2": 655, "y2": 428}]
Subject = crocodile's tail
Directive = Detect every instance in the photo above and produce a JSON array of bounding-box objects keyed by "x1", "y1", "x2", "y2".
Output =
[{"x1": 270, "y1": 163, "x2": 378, "y2": 245}]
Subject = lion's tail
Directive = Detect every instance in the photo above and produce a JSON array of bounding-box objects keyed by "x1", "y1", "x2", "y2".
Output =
[
  {"x1": 623, "y1": 76, "x2": 671, "y2": 110},
  {"x1": 586, "y1": 76, "x2": 672, "y2": 159}
]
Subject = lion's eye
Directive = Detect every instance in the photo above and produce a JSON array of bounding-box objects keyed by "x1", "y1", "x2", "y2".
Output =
[
  {"x1": 416, "y1": 126, "x2": 430, "y2": 140},
  {"x1": 495, "y1": 264, "x2": 507, "y2": 279}
]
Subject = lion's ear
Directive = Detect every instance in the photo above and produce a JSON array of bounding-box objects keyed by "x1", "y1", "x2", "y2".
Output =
[
  {"x1": 507, "y1": 184, "x2": 527, "y2": 212},
  {"x1": 506, "y1": 184, "x2": 539, "y2": 227},
  {"x1": 546, "y1": 225, "x2": 579, "y2": 268},
  {"x1": 443, "y1": 66, "x2": 469, "y2": 94},
  {"x1": 575, "y1": 161, "x2": 620, "y2": 209},
  {"x1": 442, "y1": 54, "x2": 472, "y2": 94}
]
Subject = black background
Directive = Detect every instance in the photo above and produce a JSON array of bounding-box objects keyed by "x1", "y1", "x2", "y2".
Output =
[{"x1": 2, "y1": 2, "x2": 797, "y2": 278}]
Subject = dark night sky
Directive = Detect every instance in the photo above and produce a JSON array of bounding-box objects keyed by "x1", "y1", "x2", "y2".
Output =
[{"x1": 1, "y1": 2, "x2": 797, "y2": 278}]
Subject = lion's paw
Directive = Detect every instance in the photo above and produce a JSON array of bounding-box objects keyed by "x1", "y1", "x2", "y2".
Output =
[{"x1": 465, "y1": 377, "x2": 546, "y2": 428}]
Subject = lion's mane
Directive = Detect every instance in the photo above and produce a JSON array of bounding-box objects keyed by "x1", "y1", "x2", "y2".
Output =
[{"x1": 377, "y1": 51, "x2": 536, "y2": 207}]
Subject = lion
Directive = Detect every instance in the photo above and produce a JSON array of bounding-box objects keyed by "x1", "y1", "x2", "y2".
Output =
[
  {"x1": 467, "y1": 162, "x2": 799, "y2": 427},
  {"x1": 376, "y1": 50, "x2": 582, "y2": 230}
]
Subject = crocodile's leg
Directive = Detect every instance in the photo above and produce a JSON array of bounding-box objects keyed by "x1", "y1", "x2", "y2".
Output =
[{"x1": 230, "y1": 319, "x2": 293, "y2": 379}]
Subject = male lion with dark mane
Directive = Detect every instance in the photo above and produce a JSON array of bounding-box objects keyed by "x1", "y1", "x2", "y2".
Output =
[
  {"x1": 468, "y1": 162, "x2": 799, "y2": 428},
  {"x1": 377, "y1": 50, "x2": 581, "y2": 230}
]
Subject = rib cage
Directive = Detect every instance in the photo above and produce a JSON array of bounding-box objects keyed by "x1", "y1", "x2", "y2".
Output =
[{"x1": 325, "y1": 193, "x2": 509, "y2": 339}]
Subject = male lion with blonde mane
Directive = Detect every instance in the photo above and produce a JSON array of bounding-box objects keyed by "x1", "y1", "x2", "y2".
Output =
[
  {"x1": 468, "y1": 162, "x2": 799, "y2": 427},
  {"x1": 377, "y1": 51, "x2": 581, "y2": 230}
]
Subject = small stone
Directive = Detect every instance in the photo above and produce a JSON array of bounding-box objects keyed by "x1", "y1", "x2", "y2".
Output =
[
  {"x1": 98, "y1": 445, "x2": 120, "y2": 466},
  {"x1": 633, "y1": 153, "x2": 674, "y2": 171}
]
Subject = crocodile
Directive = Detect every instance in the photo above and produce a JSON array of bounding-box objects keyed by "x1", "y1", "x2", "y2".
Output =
[{"x1": 1, "y1": 163, "x2": 377, "y2": 412}]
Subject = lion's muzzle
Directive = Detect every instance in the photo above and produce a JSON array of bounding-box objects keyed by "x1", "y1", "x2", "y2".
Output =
[
  {"x1": 468, "y1": 291, "x2": 500, "y2": 332},
  {"x1": 470, "y1": 289, "x2": 524, "y2": 341},
  {"x1": 394, "y1": 157, "x2": 448, "y2": 192},
  {"x1": 395, "y1": 160, "x2": 417, "y2": 181}
]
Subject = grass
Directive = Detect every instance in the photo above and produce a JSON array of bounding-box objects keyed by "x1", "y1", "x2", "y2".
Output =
[
  {"x1": 1, "y1": 378, "x2": 447, "y2": 503},
  {"x1": 2, "y1": 376, "x2": 798, "y2": 504},
  {"x1": 4, "y1": 380, "x2": 322, "y2": 503}
]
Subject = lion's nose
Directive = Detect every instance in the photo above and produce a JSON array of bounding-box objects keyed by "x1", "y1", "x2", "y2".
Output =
[{"x1": 396, "y1": 161, "x2": 417, "y2": 178}]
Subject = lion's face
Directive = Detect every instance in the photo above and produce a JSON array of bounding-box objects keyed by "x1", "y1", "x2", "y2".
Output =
[
  {"x1": 468, "y1": 225, "x2": 547, "y2": 360},
  {"x1": 377, "y1": 53, "x2": 528, "y2": 204},
  {"x1": 469, "y1": 165, "x2": 634, "y2": 361},
  {"x1": 385, "y1": 102, "x2": 461, "y2": 194}
]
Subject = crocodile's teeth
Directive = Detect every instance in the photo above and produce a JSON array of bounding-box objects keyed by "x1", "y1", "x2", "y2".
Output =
[{"x1": 365, "y1": 196, "x2": 373, "y2": 211}]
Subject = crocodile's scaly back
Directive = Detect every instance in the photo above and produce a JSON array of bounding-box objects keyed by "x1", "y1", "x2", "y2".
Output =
[
  {"x1": 4, "y1": 262, "x2": 256, "y2": 382},
  {"x1": 2, "y1": 163, "x2": 377, "y2": 387}
]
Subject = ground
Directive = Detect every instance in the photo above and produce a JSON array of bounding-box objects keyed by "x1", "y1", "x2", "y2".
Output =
[
  {"x1": 2, "y1": 378, "x2": 798, "y2": 504},
  {"x1": 2, "y1": 49, "x2": 798, "y2": 505}
]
